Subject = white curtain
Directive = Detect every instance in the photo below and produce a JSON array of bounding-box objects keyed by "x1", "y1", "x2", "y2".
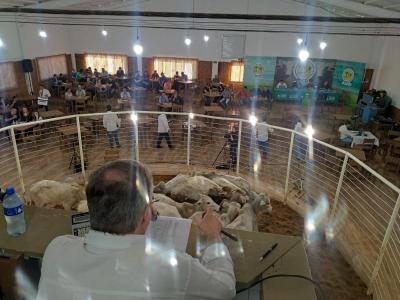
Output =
[
  {"x1": 0, "y1": 62, "x2": 17, "y2": 91},
  {"x1": 38, "y1": 55, "x2": 68, "y2": 80},
  {"x1": 230, "y1": 62, "x2": 244, "y2": 82},
  {"x1": 85, "y1": 53, "x2": 128, "y2": 75},
  {"x1": 153, "y1": 57, "x2": 198, "y2": 79}
]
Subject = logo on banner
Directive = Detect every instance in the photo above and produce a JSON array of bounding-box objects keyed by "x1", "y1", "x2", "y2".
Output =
[
  {"x1": 252, "y1": 64, "x2": 264, "y2": 77},
  {"x1": 294, "y1": 60, "x2": 316, "y2": 81},
  {"x1": 341, "y1": 68, "x2": 355, "y2": 87}
]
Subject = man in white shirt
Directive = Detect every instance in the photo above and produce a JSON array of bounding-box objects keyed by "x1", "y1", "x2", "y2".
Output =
[
  {"x1": 38, "y1": 84, "x2": 51, "y2": 111},
  {"x1": 275, "y1": 80, "x2": 288, "y2": 89},
  {"x1": 256, "y1": 117, "x2": 274, "y2": 159},
  {"x1": 76, "y1": 85, "x2": 86, "y2": 97},
  {"x1": 157, "y1": 111, "x2": 173, "y2": 149},
  {"x1": 37, "y1": 160, "x2": 236, "y2": 300},
  {"x1": 102, "y1": 105, "x2": 121, "y2": 148},
  {"x1": 120, "y1": 87, "x2": 132, "y2": 100},
  {"x1": 338, "y1": 122, "x2": 353, "y2": 146}
]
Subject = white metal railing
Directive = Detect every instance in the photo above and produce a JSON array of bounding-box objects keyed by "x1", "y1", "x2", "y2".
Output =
[{"x1": 0, "y1": 111, "x2": 400, "y2": 299}]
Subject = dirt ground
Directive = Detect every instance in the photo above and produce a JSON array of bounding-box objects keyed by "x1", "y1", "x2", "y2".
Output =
[{"x1": 257, "y1": 200, "x2": 372, "y2": 300}]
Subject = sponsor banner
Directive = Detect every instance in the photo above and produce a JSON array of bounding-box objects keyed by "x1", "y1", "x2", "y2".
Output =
[{"x1": 243, "y1": 56, "x2": 276, "y2": 88}]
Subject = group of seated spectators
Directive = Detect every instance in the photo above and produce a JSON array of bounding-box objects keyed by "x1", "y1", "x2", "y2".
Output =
[{"x1": 158, "y1": 90, "x2": 184, "y2": 108}]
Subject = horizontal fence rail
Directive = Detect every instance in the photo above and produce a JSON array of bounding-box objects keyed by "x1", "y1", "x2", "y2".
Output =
[{"x1": 0, "y1": 111, "x2": 399, "y2": 299}]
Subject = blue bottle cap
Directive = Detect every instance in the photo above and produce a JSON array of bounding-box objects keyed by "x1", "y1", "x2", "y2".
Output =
[{"x1": 5, "y1": 187, "x2": 15, "y2": 195}]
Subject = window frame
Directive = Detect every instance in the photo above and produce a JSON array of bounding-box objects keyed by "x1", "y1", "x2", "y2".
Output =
[
  {"x1": 153, "y1": 57, "x2": 198, "y2": 79},
  {"x1": 84, "y1": 53, "x2": 128, "y2": 75},
  {"x1": 37, "y1": 54, "x2": 68, "y2": 81},
  {"x1": 230, "y1": 62, "x2": 244, "y2": 83},
  {"x1": 0, "y1": 62, "x2": 18, "y2": 91}
]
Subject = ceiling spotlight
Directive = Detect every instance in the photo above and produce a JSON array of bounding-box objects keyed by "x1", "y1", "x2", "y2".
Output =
[
  {"x1": 320, "y1": 41, "x2": 327, "y2": 50},
  {"x1": 39, "y1": 30, "x2": 47, "y2": 38},
  {"x1": 184, "y1": 36, "x2": 192, "y2": 46},
  {"x1": 297, "y1": 38, "x2": 303, "y2": 45},
  {"x1": 101, "y1": 29, "x2": 108, "y2": 36},
  {"x1": 203, "y1": 35, "x2": 209, "y2": 42},
  {"x1": 298, "y1": 49, "x2": 310, "y2": 62},
  {"x1": 133, "y1": 43, "x2": 143, "y2": 55},
  {"x1": 0, "y1": 38, "x2": 4, "y2": 48}
]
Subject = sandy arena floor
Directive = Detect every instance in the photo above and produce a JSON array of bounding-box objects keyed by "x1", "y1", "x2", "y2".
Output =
[{"x1": 257, "y1": 200, "x2": 372, "y2": 300}]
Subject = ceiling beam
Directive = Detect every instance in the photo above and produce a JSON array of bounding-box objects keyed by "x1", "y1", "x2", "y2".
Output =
[
  {"x1": 364, "y1": 0, "x2": 382, "y2": 4},
  {"x1": 384, "y1": 3, "x2": 400, "y2": 9}
]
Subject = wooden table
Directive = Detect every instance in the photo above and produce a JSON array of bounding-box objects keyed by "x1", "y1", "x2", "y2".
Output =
[
  {"x1": 65, "y1": 96, "x2": 90, "y2": 113},
  {"x1": 117, "y1": 99, "x2": 133, "y2": 111},
  {"x1": 0, "y1": 206, "x2": 316, "y2": 299},
  {"x1": 204, "y1": 105, "x2": 224, "y2": 116},
  {"x1": 39, "y1": 110, "x2": 64, "y2": 119},
  {"x1": 336, "y1": 147, "x2": 366, "y2": 161}
]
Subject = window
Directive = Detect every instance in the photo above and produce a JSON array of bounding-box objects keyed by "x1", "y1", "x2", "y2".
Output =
[
  {"x1": 153, "y1": 57, "x2": 198, "y2": 79},
  {"x1": 85, "y1": 53, "x2": 128, "y2": 75},
  {"x1": 230, "y1": 62, "x2": 244, "y2": 82},
  {"x1": 37, "y1": 55, "x2": 68, "y2": 80},
  {"x1": 0, "y1": 62, "x2": 17, "y2": 91}
]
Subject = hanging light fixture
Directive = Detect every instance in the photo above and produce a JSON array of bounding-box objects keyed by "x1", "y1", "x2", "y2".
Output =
[
  {"x1": 39, "y1": 29, "x2": 47, "y2": 38},
  {"x1": 319, "y1": 41, "x2": 327, "y2": 50},
  {"x1": 298, "y1": 49, "x2": 310, "y2": 62},
  {"x1": 0, "y1": 38, "x2": 4, "y2": 48},
  {"x1": 184, "y1": 35, "x2": 192, "y2": 46},
  {"x1": 297, "y1": 38, "x2": 303, "y2": 45},
  {"x1": 101, "y1": 29, "x2": 108, "y2": 36},
  {"x1": 203, "y1": 34, "x2": 209, "y2": 42},
  {"x1": 133, "y1": 28, "x2": 143, "y2": 55}
]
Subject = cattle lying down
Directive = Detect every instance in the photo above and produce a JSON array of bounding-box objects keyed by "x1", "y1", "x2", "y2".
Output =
[
  {"x1": 153, "y1": 193, "x2": 195, "y2": 218},
  {"x1": 29, "y1": 180, "x2": 86, "y2": 210},
  {"x1": 152, "y1": 201, "x2": 181, "y2": 218},
  {"x1": 226, "y1": 203, "x2": 258, "y2": 232},
  {"x1": 219, "y1": 202, "x2": 240, "y2": 227}
]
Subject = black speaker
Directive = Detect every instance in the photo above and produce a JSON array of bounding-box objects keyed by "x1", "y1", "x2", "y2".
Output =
[{"x1": 22, "y1": 59, "x2": 33, "y2": 73}]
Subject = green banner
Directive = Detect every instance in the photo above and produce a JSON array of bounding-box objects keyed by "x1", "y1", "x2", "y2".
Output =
[
  {"x1": 332, "y1": 60, "x2": 365, "y2": 93},
  {"x1": 243, "y1": 56, "x2": 276, "y2": 89}
]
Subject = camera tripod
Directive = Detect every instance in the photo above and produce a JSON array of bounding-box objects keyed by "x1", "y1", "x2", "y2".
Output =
[{"x1": 212, "y1": 141, "x2": 234, "y2": 170}]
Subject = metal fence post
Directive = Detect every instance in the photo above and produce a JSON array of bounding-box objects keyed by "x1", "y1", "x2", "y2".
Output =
[
  {"x1": 134, "y1": 119, "x2": 139, "y2": 161},
  {"x1": 236, "y1": 120, "x2": 242, "y2": 174},
  {"x1": 367, "y1": 192, "x2": 400, "y2": 294},
  {"x1": 187, "y1": 114, "x2": 191, "y2": 166},
  {"x1": 330, "y1": 153, "x2": 348, "y2": 220},
  {"x1": 284, "y1": 132, "x2": 294, "y2": 203},
  {"x1": 10, "y1": 128, "x2": 25, "y2": 194},
  {"x1": 76, "y1": 116, "x2": 86, "y2": 180}
]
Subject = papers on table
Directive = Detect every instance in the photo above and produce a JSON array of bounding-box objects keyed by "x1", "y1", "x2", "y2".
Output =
[{"x1": 145, "y1": 216, "x2": 192, "y2": 253}]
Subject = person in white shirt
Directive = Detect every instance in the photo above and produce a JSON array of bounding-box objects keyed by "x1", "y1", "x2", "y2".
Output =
[
  {"x1": 38, "y1": 84, "x2": 51, "y2": 111},
  {"x1": 157, "y1": 111, "x2": 173, "y2": 148},
  {"x1": 37, "y1": 160, "x2": 236, "y2": 300},
  {"x1": 76, "y1": 85, "x2": 86, "y2": 97},
  {"x1": 256, "y1": 116, "x2": 274, "y2": 159},
  {"x1": 294, "y1": 120, "x2": 303, "y2": 160},
  {"x1": 101, "y1": 68, "x2": 109, "y2": 78},
  {"x1": 338, "y1": 122, "x2": 353, "y2": 146},
  {"x1": 275, "y1": 80, "x2": 288, "y2": 89},
  {"x1": 120, "y1": 87, "x2": 131, "y2": 100},
  {"x1": 102, "y1": 105, "x2": 121, "y2": 148}
]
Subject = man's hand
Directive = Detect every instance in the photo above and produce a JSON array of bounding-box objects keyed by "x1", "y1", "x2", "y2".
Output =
[{"x1": 198, "y1": 208, "x2": 222, "y2": 244}]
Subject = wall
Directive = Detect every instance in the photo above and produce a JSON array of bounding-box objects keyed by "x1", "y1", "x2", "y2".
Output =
[{"x1": 373, "y1": 36, "x2": 400, "y2": 110}]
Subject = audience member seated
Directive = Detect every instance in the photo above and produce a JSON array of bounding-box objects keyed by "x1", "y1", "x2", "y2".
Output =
[
  {"x1": 87, "y1": 67, "x2": 93, "y2": 76},
  {"x1": 4, "y1": 107, "x2": 19, "y2": 128},
  {"x1": 163, "y1": 80, "x2": 172, "y2": 91},
  {"x1": 58, "y1": 73, "x2": 66, "y2": 83},
  {"x1": 101, "y1": 68, "x2": 109, "y2": 78},
  {"x1": 276, "y1": 80, "x2": 288, "y2": 89},
  {"x1": 159, "y1": 92, "x2": 168, "y2": 104},
  {"x1": 238, "y1": 87, "x2": 251, "y2": 107},
  {"x1": 151, "y1": 70, "x2": 160, "y2": 80},
  {"x1": 172, "y1": 71, "x2": 180, "y2": 90},
  {"x1": 203, "y1": 84, "x2": 212, "y2": 106},
  {"x1": 120, "y1": 88, "x2": 132, "y2": 100},
  {"x1": 375, "y1": 90, "x2": 392, "y2": 117},
  {"x1": 71, "y1": 69, "x2": 78, "y2": 80},
  {"x1": 220, "y1": 86, "x2": 232, "y2": 109},
  {"x1": 159, "y1": 72, "x2": 167, "y2": 88},
  {"x1": 261, "y1": 87, "x2": 274, "y2": 110},
  {"x1": 93, "y1": 68, "x2": 99, "y2": 77},
  {"x1": 116, "y1": 67, "x2": 125, "y2": 78},
  {"x1": 134, "y1": 71, "x2": 142, "y2": 87},
  {"x1": 212, "y1": 75, "x2": 221, "y2": 87},
  {"x1": 172, "y1": 91, "x2": 184, "y2": 105},
  {"x1": 142, "y1": 71, "x2": 150, "y2": 89},
  {"x1": 76, "y1": 85, "x2": 86, "y2": 97},
  {"x1": 180, "y1": 71, "x2": 188, "y2": 82},
  {"x1": 109, "y1": 80, "x2": 119, "y2": 98},
  {"x1": 338, "y1": 121, "x2": 353, "y2": 147},
  {"x1": 65, "y1": 88, "x2": 73, "y2": 100}
]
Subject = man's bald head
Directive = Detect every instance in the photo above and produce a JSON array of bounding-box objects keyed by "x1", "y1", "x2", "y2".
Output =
[{"x1": 86, "y1": 160, "x2": 153, "y2": 234}]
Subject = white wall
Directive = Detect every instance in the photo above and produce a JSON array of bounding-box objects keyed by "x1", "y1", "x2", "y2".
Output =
[
  {"x1": 373, "y1": 37, "x2": 400, "y2": 108},
  {"x1": 0, "y1": 23, "x2": 71, "y2": 62}
]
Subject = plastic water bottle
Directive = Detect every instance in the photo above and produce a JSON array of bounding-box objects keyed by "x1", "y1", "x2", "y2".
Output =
[{"x1": 2, "y1": 187, "x2": 26, "y2": 236}]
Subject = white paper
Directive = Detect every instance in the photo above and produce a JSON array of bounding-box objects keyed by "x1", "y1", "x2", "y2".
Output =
[{"x1": 145, "y1": 216, "x2": 192, "y2": 252}]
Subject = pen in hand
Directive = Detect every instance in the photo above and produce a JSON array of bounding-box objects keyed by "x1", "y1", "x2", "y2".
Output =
[{"x1": 259, "y1": 243, "x2": 278, "y2": 261}]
